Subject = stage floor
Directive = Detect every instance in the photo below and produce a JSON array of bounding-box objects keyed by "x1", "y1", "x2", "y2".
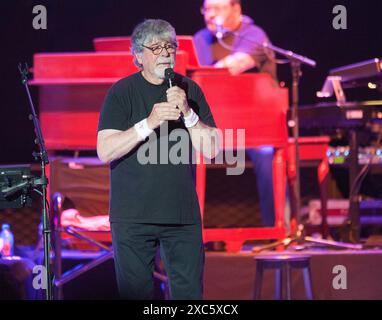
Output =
[
  {"x1": 204, "y1": 247, "x2": 382, "y2": 300},
  {"x1": 42, "y1": 246, "x2": 382, "y2": 300}
]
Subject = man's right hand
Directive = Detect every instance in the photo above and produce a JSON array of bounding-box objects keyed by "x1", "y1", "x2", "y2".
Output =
[{"x1": 147, "y1": 102, "x2": 181, "y2": 130}]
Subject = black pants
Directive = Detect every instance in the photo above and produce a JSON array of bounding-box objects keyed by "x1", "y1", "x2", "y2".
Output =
[{"x1": 111, "y1": 222, "x2": 204, "y2": 300}]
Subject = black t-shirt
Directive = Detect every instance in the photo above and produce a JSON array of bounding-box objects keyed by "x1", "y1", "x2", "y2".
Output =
[{"x1": 98, "y1": 71, "x2": 216, "y2": 224}]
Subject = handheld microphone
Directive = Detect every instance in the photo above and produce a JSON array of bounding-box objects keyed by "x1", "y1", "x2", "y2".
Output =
[
  {"x1": 164, "y1": 67, "x2": 181, "y2": 122},
  {"x1": 164, "y1": 67, "x2": 175, "y2": 88},
  {"x1": 214, "y1": 16, "x2": 225, "y2": 39}
]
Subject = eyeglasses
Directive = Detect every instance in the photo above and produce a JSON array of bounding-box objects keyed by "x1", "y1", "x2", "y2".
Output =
[
  {"x1": 141, "y1": 43, "x2": 177, "y2": 55},
  {"x1": 200, "y1": 4, "x2": 232, "y2": 15}
]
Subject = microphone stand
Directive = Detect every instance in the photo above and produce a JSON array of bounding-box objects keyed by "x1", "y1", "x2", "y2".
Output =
[
  {"x1": 254, "y1": 44, "x2": 362, "y2": 252},
  {"x1": 264, "y1": 43, "x2": 316, "y2": 232},
  {"x1": 215, "y1": 30, "x2": 362, "y2": 250},
  {"x1": 18, "y1": 63, "x2": 53, "y2": 300},
  {"x1": 215, "y1": 34, "x2": 314, "y2": 224}
]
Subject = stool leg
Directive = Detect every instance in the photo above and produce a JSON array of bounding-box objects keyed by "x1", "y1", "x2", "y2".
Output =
[
  {"x1": 254, "y1": 262, "x2": 264, "y2": 300},
  {"x1": 303, "y1": 266, "x2": 314, "y2": 300},
  {"x1": 275, "y1": 267, "x2": 282, "y2": 300},
  {"x1": 285, "y1": 263, "x2": 291, "y2": 300}
]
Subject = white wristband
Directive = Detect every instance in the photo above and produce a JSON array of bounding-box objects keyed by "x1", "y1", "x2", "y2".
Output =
[
  {"x1": 183, "y1": 108, "x2": 199, "y2": 128},
  {"x1": 134, "y1": 118, "x2": 153, "y2": 141}
]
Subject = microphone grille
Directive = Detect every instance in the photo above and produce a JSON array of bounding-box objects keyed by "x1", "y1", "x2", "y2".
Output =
[{"x1": 164, "y1": 67, "x2": 175, "y2": 81}]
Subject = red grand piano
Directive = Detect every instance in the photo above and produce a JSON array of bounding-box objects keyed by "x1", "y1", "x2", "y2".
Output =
[
  {"x1": 31, "y1": 36, "x2": 289, "y2": 252},
  {"x1": 191, "y1": 70, "x2": 289, "y2": 251}
]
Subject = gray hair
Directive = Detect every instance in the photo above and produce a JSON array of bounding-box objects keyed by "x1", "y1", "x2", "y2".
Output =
[{"x1": 131, "y1": 19, "x2": 178, "y2": 68}]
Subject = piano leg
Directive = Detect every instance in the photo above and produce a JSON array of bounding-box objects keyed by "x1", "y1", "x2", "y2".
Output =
[
  {"x1": 273, "y1": 148, "x2": 287, "y2": 230},
  {"x1": 318, "y1": 159, "x2": 329, "y2": 239}
]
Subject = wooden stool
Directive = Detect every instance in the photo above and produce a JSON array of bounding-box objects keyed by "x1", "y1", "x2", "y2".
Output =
[{"x1": 254, "y1": 254, "x2": 314, "y2": 300}]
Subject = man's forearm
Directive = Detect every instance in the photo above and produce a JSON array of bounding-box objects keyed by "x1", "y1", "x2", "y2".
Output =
[
  {"x1": 98, "y1": 119, "x2": 220, "y2": 163},
  {"x1": 188, "y1": 120, "x2": 220, "y2": 159},
  {"x1": 214, "y1": 52, "x2": 256, "y2": 75},
  {"x1": 97, "y1": 127, "x2": 142, "y2": 164}
]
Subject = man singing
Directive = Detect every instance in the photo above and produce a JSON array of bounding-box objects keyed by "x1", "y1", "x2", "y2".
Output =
[{"x1": 97, "y1": 19, "x2": 219, "y2": 299}]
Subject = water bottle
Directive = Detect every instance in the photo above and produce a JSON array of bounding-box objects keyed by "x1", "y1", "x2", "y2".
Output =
[{"x1": 0, "y1": 224, "x2": 14, "y2": 258}]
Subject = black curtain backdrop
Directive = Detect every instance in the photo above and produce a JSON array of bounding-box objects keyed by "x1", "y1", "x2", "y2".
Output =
[{"x1": 1, "y1": 0, "x2": 381, "y2": 164}]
